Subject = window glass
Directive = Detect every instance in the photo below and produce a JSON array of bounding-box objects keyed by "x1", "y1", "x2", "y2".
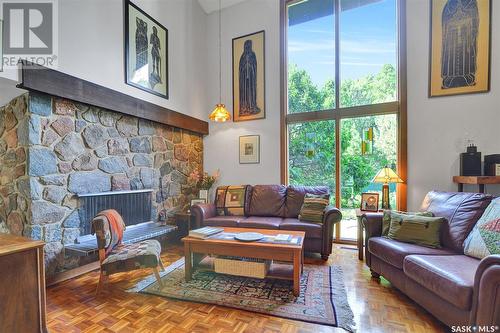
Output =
[
  {"x1": 288, "y1": 120, "x2": 336, "y2": 205},
  {"x1": 340, "y1": 0, "x2": 398, "y2": 108},
  {"x1": 287, "y1": 0, "x2": 335, "y2": 113},
  {"x1": 340, "y1": 114, "x2": 398, "y2": 239}
]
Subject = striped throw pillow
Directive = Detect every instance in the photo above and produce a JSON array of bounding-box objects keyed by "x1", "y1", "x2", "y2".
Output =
[{"x1": 299, "y1": 193, "x2": 330, "y2": 223}]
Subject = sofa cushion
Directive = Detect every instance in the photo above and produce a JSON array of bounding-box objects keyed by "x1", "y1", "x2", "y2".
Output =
[
  {"x1": 464, "y1": 197, "x2": 500, "y2": 259},
  {"x1": 299, "y1": 193, "x2": 330, "y2": 223},
  {"x1": 280, "y1": 218, "x2": 323, "y2": 238},
  {"x1": 239, "y1": 216, "x2": 282, "y2": 229},
  {"x1": 368, "y1": 237, "x2": 456, "y2": 269},
  {"x1": 215, "y1": 185, "x2": 252, "y2": 216},
  {"x1": 204, "y1": 216, "x2": 244, "y2": 227},
  {"x1": 420, "y1": 191, "x2": 493, "y2": 252},
  {"x1": 285, "y1": 185, "x2": 329, "y2": 218},
  {"x1": 248, "y1": 185, "x2": 287, "y2": 217},
  {"x1": 387, "y1": 213, "x2": 444, "y2": 248},
  {"x1": 403, "y1": 255, "x2": 479, "y2": 310}
]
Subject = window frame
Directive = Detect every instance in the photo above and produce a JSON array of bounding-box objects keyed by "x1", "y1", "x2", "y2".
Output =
[{"x1": 280, "y1": 0, "x2": 408, "y2": 239}]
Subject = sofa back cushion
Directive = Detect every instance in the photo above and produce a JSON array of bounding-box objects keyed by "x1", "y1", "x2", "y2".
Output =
[
  {"x1": 248, "y1": 185, "x2": 287, "y2": 217},
  {"x1": 285, "y1": 185, "x2": 330, "y2": 218},
  {"x1": 420, "y1": 191, "x2": 493, "y2": 252}
]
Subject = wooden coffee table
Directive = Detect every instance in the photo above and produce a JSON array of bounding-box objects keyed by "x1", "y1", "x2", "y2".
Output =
[{"x1": 182, "y1": 227, "x2": 305, "y2": 296}]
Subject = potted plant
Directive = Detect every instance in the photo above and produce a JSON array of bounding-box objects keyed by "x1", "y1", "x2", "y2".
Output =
[{"x1": 188, "y1": 169, "x2": 220, "y2": 201}]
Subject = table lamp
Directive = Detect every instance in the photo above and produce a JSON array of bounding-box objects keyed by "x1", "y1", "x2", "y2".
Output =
[{"x1": 372, "y1": 166, "x2": 403, "y2": 210}]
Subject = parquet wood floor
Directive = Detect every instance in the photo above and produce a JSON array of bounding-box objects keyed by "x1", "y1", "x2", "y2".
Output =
[{"x1": 46, "y1": 243, "x2": 449, "y2": 333}]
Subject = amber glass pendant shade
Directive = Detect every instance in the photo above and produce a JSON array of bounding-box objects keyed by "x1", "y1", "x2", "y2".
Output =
[{"x1": 209, "y1": 103, "x2": 231, "y2": 122}]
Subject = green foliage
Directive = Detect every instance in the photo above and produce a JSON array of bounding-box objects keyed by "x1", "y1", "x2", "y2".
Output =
[{"x1": 288, "y1": 64, "x2": 398, "y2": 208}]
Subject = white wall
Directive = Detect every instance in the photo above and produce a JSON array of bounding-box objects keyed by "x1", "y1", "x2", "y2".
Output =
[
  {"x1": 203, "y1": 0, "x2": 281, "y2": 184},
  {"x1": 0, "y1": 0, "x2": 208, "y2": 119},
  {"x1": 406, "y1": 0, "x2": 500, "y2": 209},
  {"x1": 203, "y1": 0, "x2": 500, "y2": 209}
]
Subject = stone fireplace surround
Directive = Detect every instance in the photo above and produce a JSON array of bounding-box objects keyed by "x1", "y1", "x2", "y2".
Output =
[{"x1": 0, "y1": 92, "x2": 203, "y2": 276}]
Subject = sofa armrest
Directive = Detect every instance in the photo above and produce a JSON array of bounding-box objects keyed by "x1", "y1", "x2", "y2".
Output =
[
  {"x1": 361, "y1": 212, "x2": 383, "y2": 238},
  {"x1": 470, "y1": 255, "x2": 500, "y2": 326},
  {"x1": 321, "y1": 205, "x2": 342, "y2": 259},
  {"x1": 360, "y1": 212, "x2": 383, "y2": 267},
  {"x1": 191, "y1": 203, "x2": 216, "y2": 229}
]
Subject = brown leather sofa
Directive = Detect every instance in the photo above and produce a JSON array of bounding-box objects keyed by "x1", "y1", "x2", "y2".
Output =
[
  {"x1": 192, "y1": 185, "x2": 342, "y2": 259},
  {"x1": 363, "y1": 191, "x2": 500, "y2": 327}
]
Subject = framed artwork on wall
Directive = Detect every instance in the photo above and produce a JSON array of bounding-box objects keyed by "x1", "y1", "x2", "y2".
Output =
[
  {"x1": 429, "y1": 0, "x2": 491, "y2": 97},
  {"x1": 124, "y1": 0, "x2": 168, "y2": 99},
  {"x1": 232, "y1": 30, "x2": 265, "y2": 122},
  {"x1": 239, "y1": 135, "x2": 260, "y2": 164}
]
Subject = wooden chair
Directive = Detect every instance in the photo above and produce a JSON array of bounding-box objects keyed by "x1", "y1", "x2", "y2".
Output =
[{"x1": 91, "y1": 212, "x2": 165, "y2": 295}]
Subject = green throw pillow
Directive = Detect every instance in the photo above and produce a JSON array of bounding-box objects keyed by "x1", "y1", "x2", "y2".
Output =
[
  {"x1": 382, "y1": 210, "x2": 433, "y2": 236},
  {"x1": 464, "y1": 198, "x2": 500, "y2": 259},
  {"x1": 298, "y1": 193, "x2": 330, "y2": 224},
  {"x1": 387, "y1": 212, "x2": 444, "y2": 248}
]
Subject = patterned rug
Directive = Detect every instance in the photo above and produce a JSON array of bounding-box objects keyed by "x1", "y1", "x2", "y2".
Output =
[{"x1": 130, "y1": 258, "x2": 356, "y2": 332}]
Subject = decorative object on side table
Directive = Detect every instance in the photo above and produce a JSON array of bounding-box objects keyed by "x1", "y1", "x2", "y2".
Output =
[
  {"x1": 484, "y1": 154, "x2": 500, "y2": 176},
  {"x1": 232, "y1": 30, "x2": 265, "y2": 122},
  {"x1": 429, "y1": 0, "x2": 491, "y2": 97},
  {"x1": 190, "y1": 199, "x2": 206, "y2": 206},
  {"x1": 372, "y1": 166, "x2": 403, "y2": 210},
  {"x1": 124, "y1": 0, "x2": 168, "y2": 99},
  {"x1": 360, "y1": 193, "x2": 379, "y2": 212},
  {"x1": 460, "y1": 143, "x2": 482, "y2": 176},
  {"x1": 239, "y1": 135, "x2": 260, "y2": 164}
]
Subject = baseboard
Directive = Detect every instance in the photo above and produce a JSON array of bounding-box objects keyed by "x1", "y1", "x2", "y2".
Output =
[{"x1": 47, "y1": 261, "x2": 100, "y2": 287}]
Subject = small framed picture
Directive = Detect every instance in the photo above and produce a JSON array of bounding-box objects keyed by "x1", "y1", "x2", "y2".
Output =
[
  {"x1": 239, "y1": 135, "x2": 260, "y2": 164},
  {"x1": 360, "y1": 193, "x2": 379, "y2": 212},
  {"x1": 190, "y1": 199, "x2": 206, "y2": 206}
]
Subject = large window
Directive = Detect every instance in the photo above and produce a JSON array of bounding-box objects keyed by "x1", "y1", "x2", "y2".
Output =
[{"x1": 282, "y1": 0, "x2": 406, "y2": 241}]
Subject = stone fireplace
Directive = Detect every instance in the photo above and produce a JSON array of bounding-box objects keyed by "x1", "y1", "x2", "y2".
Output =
[{"x1": 0, "y1": 92, "x2": 203, "y2": 276}]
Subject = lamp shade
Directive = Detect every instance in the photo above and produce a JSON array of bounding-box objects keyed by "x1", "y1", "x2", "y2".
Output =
[
  {"x1": 209, "y1": 103, "x2": 231, "y2": 122},
  {"x1": 372, "y1": 166, "x2": 403, "y2": 184}
]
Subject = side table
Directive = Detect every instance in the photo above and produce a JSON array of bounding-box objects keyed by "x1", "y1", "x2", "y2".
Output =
[{"x1": 174, "y1": 212, "x2": 194, "y2": 238}]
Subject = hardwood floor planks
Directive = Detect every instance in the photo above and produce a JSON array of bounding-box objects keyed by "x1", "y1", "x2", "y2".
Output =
[{"x1": 46, "y1": 243, "x2": 448, "y2": 333}]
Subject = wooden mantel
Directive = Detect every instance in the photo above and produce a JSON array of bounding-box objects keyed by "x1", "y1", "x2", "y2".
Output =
[{"x1": 17, "y1": 61, "x2": 209, "y2": 135}]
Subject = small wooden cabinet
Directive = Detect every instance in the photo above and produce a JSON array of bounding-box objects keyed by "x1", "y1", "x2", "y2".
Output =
[{"x1": 0, "y1": 234, "x2": 47, "y2": 333}]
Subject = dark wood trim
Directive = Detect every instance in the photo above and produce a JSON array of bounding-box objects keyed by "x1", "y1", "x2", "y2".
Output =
[
  {"x1": 397, "y1": 0, "x2": 408, "y2": 211},
  {"x1": 280, "y1": 0, "x2": 288, "y2": 184},
  {"x1": 17, "y1": 61, "x2": 209, "y2": 135}
]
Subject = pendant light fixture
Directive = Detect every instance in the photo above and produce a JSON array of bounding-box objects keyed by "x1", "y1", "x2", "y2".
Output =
[{"x1": 209, "y1": 0, "x2": 231, "y2": 122}]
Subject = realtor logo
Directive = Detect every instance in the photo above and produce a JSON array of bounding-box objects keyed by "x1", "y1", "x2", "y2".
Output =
[{"x1": 1, "y1": 0, "x2": 58, "y2": 68}]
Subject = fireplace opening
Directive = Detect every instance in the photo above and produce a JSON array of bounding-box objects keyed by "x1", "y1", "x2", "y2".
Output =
[{"x1": 65, "y1": 189, "x2": 176, "y2": 256}]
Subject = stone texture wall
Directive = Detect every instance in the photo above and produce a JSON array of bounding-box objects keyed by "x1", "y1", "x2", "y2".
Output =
[
  {"x1": 0, "y1": 92, "x2": 203, "y2": 276},
  {"x1": 0, "y1": 95, "x2": 29, "y2": 236}
]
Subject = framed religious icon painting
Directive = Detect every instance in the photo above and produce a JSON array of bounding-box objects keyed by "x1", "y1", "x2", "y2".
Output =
[
  {"x1": 429, "y1": 0, "x2": 491, "y2": 97},
  {"x1": 239, "y1": 135, "x2": 260, "y2": 164},
  {"x1": 124, "y1": 0, "x2": 168, "y2": 99},
  {"x1": 360, "y1": 193, "x2": 379, "y2": 212},
  {"x1": 232, "y1": 31, "x2": 265, "y2": 122}
]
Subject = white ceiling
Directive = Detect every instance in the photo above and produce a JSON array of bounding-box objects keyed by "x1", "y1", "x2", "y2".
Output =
[{"x1": 197, "y1": 0, "x2": 247, "y2": 14}]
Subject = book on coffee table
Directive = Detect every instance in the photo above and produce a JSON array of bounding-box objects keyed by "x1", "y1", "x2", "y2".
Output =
[{"x1": 188, "y1": 227, "x2": 223, "y2": 239}]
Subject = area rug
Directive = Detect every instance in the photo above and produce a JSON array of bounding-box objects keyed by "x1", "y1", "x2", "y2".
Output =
[{"x1": 129, "y1": 258, "x2": 356, "y2": 332}]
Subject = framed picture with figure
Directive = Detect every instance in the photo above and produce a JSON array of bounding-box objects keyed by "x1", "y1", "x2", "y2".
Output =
[
  {"x1": 239, "y1": 135, "x2": 260, "y2": 164},
  {"x1": 360, "y1": 193, "x2": 379, "y2": 212},
  {"x1": 429, "y1": 0, "x2": 491, "y2": 97},
  {"x1": 124, "y1": 0, "x2": 168, "y2": 99},
  {"x1": 232, "y1": 31, "x2": 265, "y2": 122}
]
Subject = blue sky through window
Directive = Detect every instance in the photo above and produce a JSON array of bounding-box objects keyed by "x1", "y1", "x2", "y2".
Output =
[{"x1": 288, "y1": 0, "x2": 397, "y2": 87}]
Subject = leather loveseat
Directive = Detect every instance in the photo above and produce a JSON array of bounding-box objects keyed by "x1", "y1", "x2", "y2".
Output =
[
  {"x1": 192, "y1": 185, "x2": 342, "y2": 259},
  {"x1": 363, "y1": 191, "x2": 500, "y2": 327}
]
